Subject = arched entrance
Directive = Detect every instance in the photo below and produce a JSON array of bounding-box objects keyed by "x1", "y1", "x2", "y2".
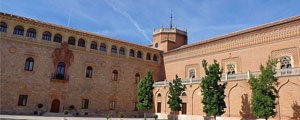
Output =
[{"x1": 50, "y1": 99, "x2": 60, "y2": 113}]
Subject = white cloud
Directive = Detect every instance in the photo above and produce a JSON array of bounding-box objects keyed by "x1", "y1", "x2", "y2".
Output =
[{"x1": 104, "y1": 0, "x2": 151, "y2": 43}]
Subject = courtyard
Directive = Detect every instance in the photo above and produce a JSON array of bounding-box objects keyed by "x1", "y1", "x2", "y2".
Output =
[{"x1": 0, "y1": 115, "x2": 156, "y2": 120}]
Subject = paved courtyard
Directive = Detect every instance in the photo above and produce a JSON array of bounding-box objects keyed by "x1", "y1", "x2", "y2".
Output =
[{"x1": 0, "y1": 115, "x2": 156, "y2": 120}]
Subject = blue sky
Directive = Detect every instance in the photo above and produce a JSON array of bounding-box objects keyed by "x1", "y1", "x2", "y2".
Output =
[{"x1": 1, "y1": 0, "x2": 300, "y2": 45}]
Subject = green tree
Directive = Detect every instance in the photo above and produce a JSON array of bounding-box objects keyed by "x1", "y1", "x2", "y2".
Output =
[
  {"x1": 249, "y1": 59, "x2": 278, "y2": 120},
  {"x1": 167, "y1": 75, "x2": 186, "y2": 120},
  {"x1": 200, "y1": 59, "x2": 226, "y2": 120},
  {"x1": 137, "y1": 71, "x2": 154, "y2": 119}
]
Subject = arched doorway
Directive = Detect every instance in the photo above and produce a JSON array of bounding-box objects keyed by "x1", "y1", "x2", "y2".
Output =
[{"x1": 50, "y1": 99, "x2": 60, "y2": 113}]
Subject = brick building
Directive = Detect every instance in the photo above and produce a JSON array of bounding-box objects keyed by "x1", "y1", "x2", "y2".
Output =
[{"x1": 0, "y1": 12, "x2": 299, "y2": 120}]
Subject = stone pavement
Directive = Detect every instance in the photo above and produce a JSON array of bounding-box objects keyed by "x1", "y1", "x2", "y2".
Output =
[{"x1": 0, "y1": 115, "x2": 156, "y2": 120}]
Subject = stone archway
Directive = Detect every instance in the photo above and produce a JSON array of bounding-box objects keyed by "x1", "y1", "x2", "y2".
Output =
[{"x1": 50, "y1": 99, "x2": 60, "y2": 113}]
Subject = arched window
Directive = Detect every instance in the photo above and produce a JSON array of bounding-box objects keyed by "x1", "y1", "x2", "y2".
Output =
[
  {"x1": 157, "y1": 93, "x2": 162, "y2": 97},
  {"x1": 42, "y1": 31, "x2": 52, "y2": 41},
  {"x1": 111, "y1": 45, "x2": 117, "y2": 54},
  {"x1": 129, "y1": 49, "x2": 135, "y2": 57},
  {"x1": 90, "y1": 41, "x2": 97, "y2": 50},
  {"x1": 112, "y1": 70, "x2": 118, "y2": 81},
  {"x1": 53, "y1": 34, "x2": 62, "y2": 43},
  {"x1": 24, "y1": 57, "x2": 34, "y2": 71},
  {"x1": 137, "y1": 51, "x2": 142, "y2": 59},
  {"x1": 56, "y1": 62, "x2": 65, "y2": 80},
  {"x1": 0, "y1": 22, "x2": 7, "y2": 32},
  {"x1": 146, "y1": 53, "x2": 151, "y2": 60},
  {"x1": 189, "y1": 69, "x2": 195, "y2": 79},
  {"x1": 181, "y1": 92, "x2": 187, "y2": 96},
  {"x1": 280, "y1": 56, "x2": 292, "y2": 69},
  {"x1": 86, "y1": 66, "x2": 93, "y2": 78},
  {"x1": 227, "y1": 64, "x2": 236, "y2": 75},
  {"x1": 153, "y1": 54, "x2": 158, "y2": 61},
  {"x1": 99, "y1": 43, "x2": 106, "y2": 52},
  {"x1": 13, "y1": 25, "x2": 24, "y2": 35},
  {"x1": 26, "y1": 28, "x2": 36, "y2": 38},
  {"x1": 78, "y1": 39, "x2": 85, "y2": 47},
  {"x1": 119, "y1": 47, "x2": 125, "y2": 55},
  {"x1": 135, "y1": 73, "x2": 140, "y2": 83},
  {"x1": 68, "y1": 37, "x2": 76, "y2": 45}
]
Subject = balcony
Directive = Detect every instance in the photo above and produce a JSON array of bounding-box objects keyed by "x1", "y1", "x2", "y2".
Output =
[
  {"x1": 154, "y1": 67, "x2": 300, "y2": 87},
  {"x1": 50, "y1": 73, "x2": 69, "y2": 82}
]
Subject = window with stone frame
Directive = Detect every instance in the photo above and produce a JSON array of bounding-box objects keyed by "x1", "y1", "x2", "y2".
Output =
[
  {"x1": 129, "y1": 49, "x2": 135, "y2": 57},
  {"x1": 112, "y1": 70, "x2": 118, "y2": 81},
  {"x1": 227, "y1": 64, "x2": 236, "y2": 75},
  {"x1": 13, "y1": 25, "x2": 24, "y2": 35},
  {"x1": 279, "y1": 56, "x2": 292, "y2": 69},
  {"x1": 90, "y1": 41, "x2": 97, "y2": 50},
  {"x1": 82, "y1": 99, "x2": 89, "y2": 109},
  {"x1": 53, "y1": 34, "x2": 62, "y2": 43},
  {"x1": 68, "y1": 37, "x2": 76, "y2": 45},
  {"x1": 137, "y1": 51, "x2": 142, "y2": 59},
  {"x1": 26, "y1": 28, "x2": 36, "y2": 38},
  {"x1": 100, "y1": 43, "x2": 107, "y2": 52},
  {"x1": 0, "y1": 22, "x2": 7, "y2": 32},
  {"x1": 42, "y1": 31, "x2": 52, "y2": 41},
  {"x1": 119, "y1": 47, "x2": 125, "y2": 55},
  {"x1": 86, "y1": 66, "x2": 93, "y2": 78},
  {"x1": 24, "y1": 57, "x2": 34, "y2": 71},
  {"x1": 153, "y1": 54, "x2": 158, "y2": 61},
  {"x1": 189, "y1": 69, "x2": 196, "y2": 79},
  {"x1": 111, "y1": 45, "x2": 117, "y2": 54},
  {"x1": 78, "y1": 39, "x2": 85, "y2": 47},
  {"x1": 109, "y1": 101, "x2": 116, "y2": 110},
  {"x1": 146, "y1": 53, "x2": 151, "y2": 60},
  {"x1": 18, "y1": 95, "x2": 28, "y2": 106}
]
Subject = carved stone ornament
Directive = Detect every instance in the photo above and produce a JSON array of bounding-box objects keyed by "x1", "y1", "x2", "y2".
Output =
[{"x1": 52, "y1": 42, "x2": 74, "y2": 68}]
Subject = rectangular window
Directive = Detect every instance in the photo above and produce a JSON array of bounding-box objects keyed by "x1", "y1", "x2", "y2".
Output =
[
  {"x1": 133, "y1": 102, "x2": 138, "y2": 111},
  {"x1": 82, "y1": 99, "x2": 89, "y2": 109},
  {"x1": 109, "y1": 101, "x2": 115, "y2": 110},
  {"x1": 157, "y1": 102, "x2": 161, "y2": 113},
  {"x1": 18, "y1": 95, "x2": 28, "y2": 106},
  {"x1": 181, "y1": 103, "x2": 187, "y2": 114}
]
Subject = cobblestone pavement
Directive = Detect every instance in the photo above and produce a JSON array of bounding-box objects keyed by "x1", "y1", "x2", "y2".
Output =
[{"x1": 0, "y1": 115, "x2": 156, "y2": 120}]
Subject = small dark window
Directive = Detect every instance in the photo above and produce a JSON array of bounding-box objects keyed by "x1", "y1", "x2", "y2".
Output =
[
  {"x1": 157, "y1": 102, "x2": 161, "y2": 113},
  {"x1": 155, "y1": 43, "x2": 159, "y2": 48},
  {"x1": 68, "y1": 37, "x2": 76, "y2": 45},
  {"x1": 133, "y1": 102, "x2": 138, "y2": 111},
  {"x1": 26, "y1": 28, "x2": 36, "y2": 38},
  {"x1": 86, "y1": 66, "x2": 93, "y2": 78},
  {"x1": 24, "y1": 57, "x2": 34, "y2": 71},
  {"x1": 129, "y1": 49, "x2": 135, "y2": 57},
  {"x1": 137, "y1": 51, "x2": 142, "y2": 59},
  {"x1": 42, "y1": 31, "x2": 52, "y2": 41},
  {"x1": 56, "y1": 62, "x2": 65, "y2": 80},
  {"x1": 13, "y1": 25, "x2": 24, "y2": 35},
  {"x1": 18, "y1": 95, "x2": 28, "y2": 106},
  {"x1": 153, "y1": 54, "x2": 158, "y2": 61},
  {"x1": 135, "y1": 73, "x2": 140, "y2": 83},
  {"x1": 90, "y1": 41, "x2": 97, "y2": 50},
  {"x1": 0, "y1": 22, "x2": 7, "y2": 32},
  {"x1": 157, "y1": 93, "x2": 162, "y2": 97},
  {"x1": 82, "y1": 99, "x2": 89, "y2": 109},
  {"x1": 53, "y1": 34, "x2": 62, "y2": 43},
  {"x1": 146, "y1": 53, "x2": 151, "y2": 60},
  {"x1": 111, "y1": 45, "x2": 117, "y2": 54},
  {"x1": 112, "y1": 70, "x2": 118, "y2": 81},
  {"x1": 119, "y1": 47, "x2": 125, "y2": 55},
  {"x1": 181, "y1": 92, "x2": 187, "y2": 96},
  {"x1": 100, "y1": 43, "x2": 106, "y2": 52},
  {"x1": 78, "y1": 39, "x2": 85, "y2": 47}
]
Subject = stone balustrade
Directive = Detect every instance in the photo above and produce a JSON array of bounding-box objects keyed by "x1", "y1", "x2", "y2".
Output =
[{"x1": 154, "y1": 67, "x2": 300, "y2": 87}]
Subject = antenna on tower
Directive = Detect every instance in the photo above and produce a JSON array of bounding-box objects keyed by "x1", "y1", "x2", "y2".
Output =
[{"x1": 170, "y1": 10, "x2": 173, "y2": 28}]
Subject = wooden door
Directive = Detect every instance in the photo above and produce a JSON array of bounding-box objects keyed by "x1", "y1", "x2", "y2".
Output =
[
  {"x1": 181, "y1": 103, "x2": 187, "y2": 114},
  {"x1": 50, "y1": 99, "x2": 60, "y2": 113}
]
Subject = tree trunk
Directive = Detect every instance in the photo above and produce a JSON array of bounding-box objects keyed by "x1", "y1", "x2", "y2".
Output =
[
  {"x1": 144, "y1": 112, "x2": 146, "y2": 120},
  {"x1": 173, "y1": 111, "x2": 176, "y2": 120},
  {"x1": 214, "y1": 115, "x2": 216, "y2": 120}
]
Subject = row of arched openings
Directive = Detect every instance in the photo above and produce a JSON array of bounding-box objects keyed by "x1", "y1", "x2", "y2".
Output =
[{"x1": 2, "y1": 22, "x2": 159, "y2": 62}]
